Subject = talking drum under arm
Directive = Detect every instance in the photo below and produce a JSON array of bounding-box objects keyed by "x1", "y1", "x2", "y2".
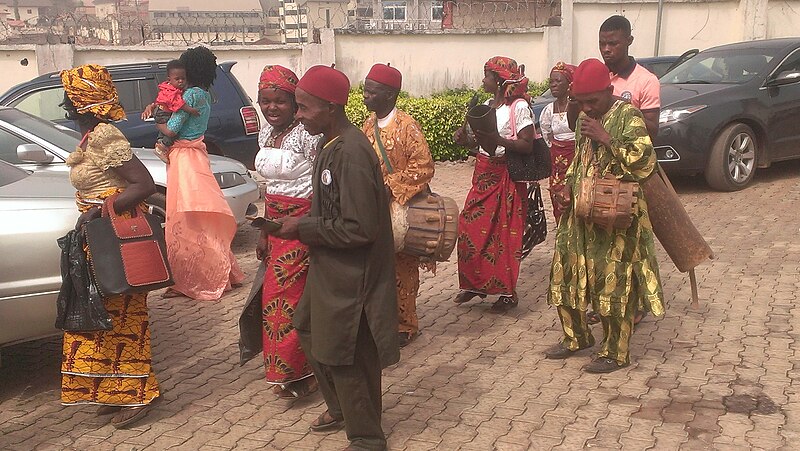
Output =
[{"x1": 390, "y1": 191, "x2": 459, "y2": 262}]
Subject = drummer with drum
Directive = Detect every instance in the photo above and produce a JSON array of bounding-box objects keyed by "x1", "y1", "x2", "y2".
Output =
[{"x1": 361, "y1": 63, "x2": 436, "y2": 348}]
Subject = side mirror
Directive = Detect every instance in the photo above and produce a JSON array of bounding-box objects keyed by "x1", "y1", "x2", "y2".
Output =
[
  {"x1": 766, "y1": 70, "x2": 800, "y2": 88},
  {"x1": 17, "y1": 143, "x2": 54, "y2": 164}
]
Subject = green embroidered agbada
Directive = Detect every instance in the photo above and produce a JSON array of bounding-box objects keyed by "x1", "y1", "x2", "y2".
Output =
[{"x1": 548, "y1": 100, "x2": 665, "y2": 318}]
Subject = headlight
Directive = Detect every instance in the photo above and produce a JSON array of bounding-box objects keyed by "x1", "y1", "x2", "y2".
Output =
[
  {"x1": 215, "y1": 172, "x2": 246, "y2": 189},
  {"x1": 659, "y1": 105, "x2": 707, "y2": 124}
]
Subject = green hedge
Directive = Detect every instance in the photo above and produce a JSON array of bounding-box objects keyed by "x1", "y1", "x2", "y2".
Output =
[{"x1": 345, "y1": 81, "x2": 549, "y2": 161}]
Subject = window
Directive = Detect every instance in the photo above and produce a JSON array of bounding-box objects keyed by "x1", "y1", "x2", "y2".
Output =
[
  {"x1": 383, "y1": 1, "x2": 406, "y2": 21},
  {"x1": 431, "y1": 1, "x2": 443, "y2": 21},
  {"x1": 114, "y1": 80, "x2": 140, "y2": 111},
  {"x1": 773, "y1": 48, "x2": 800, "y2": 75},
  {"x1": 12, "y1": 87, "x2": 68, "y2": 123},
  {"x1": 0, "y1": 127, "x2": 33, "y2": 165}
]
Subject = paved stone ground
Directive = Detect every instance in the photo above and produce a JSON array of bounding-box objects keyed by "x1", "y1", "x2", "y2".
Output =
[{"x1": 2, "y1": 160, "x2": 799, "y2": 451}]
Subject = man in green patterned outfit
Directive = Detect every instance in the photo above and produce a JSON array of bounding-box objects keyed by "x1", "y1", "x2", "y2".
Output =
[{"x1": 545, "y1": 58, "x2": 665, "y2": 373}]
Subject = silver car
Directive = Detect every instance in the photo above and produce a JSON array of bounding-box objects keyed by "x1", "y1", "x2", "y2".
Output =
[
  {"x1": 0, "y1": 107, "x2": 260, "y2": 350},
  {"x1": 0, "y1": 107, "x2": 259, "y2": 224}
]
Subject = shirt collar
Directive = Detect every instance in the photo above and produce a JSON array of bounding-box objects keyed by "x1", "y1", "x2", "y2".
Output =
[{"x1": 611, "y1": 56, "x2": 637, "y2": 79}]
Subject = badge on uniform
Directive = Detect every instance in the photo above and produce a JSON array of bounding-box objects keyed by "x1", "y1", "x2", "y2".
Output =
[{"x1": 321, "y1": 169, "x2": 332, "y2": 186}]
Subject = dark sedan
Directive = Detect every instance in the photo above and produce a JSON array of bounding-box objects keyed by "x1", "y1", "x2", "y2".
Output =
[{"x1": 655, "y1": 38, "x2": 800, "y2": 190}]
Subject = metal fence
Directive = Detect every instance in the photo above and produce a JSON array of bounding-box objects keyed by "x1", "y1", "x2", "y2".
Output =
[{"x1": 0, "y1": 1, "x2": 561, "y2": 46}]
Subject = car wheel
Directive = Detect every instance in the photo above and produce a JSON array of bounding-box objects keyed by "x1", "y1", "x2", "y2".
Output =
[
  {"x1": 146, "y1": 192, "x2": 167, "y2": 227},
  {"x1": 705, "y1": 123, "x2": 757, "y2": 191}
]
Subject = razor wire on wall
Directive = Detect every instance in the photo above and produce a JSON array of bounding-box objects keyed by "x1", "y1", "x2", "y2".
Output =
[{"x1": 0, "y1": 1, "x2": 560, "y2": 46}]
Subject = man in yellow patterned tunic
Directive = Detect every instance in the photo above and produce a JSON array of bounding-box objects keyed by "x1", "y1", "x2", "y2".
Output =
[
  {"x1": 362, "y1": 63, "x2": 435, "y2": 347},
  {"x1": 545, "y1": 58, "x2": 664, "y2": 373}
]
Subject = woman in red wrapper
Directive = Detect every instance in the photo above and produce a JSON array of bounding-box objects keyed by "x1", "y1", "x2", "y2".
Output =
[
  {"x1": 252, "y1": 65, "x2": 320, "y2": 398},
  {"x1": 539, "y1": 62, "x2": 577, "y2": 224},
  {"x1": 452, "y1": 56, "x2": 536, "y2": 313}
]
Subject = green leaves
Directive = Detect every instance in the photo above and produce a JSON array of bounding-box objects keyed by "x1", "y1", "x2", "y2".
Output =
[{"x1": 345, "y1": 80, "x2": 547, "y2": 161}]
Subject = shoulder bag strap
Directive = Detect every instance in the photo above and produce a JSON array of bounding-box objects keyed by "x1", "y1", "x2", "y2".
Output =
[{"x1": 373, "y1": 118, "x2": 394, "y2": 174}]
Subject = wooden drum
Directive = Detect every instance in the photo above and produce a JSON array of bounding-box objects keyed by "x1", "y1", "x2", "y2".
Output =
[{"x1": 390, "y1": 191, "x2": 459, "y2": 262}]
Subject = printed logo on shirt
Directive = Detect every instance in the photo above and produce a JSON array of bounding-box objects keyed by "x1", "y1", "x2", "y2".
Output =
[
  {"x1": 321, "y1": 169, "x2": 332, "y2": 186},
  {"x1": 621, "y1": 91, "x2": 632, "y2": 101}
]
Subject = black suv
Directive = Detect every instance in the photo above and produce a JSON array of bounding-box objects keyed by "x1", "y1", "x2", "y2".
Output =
[{"x1": 0, "y1": 61, "x2": 261, "y2": 168}]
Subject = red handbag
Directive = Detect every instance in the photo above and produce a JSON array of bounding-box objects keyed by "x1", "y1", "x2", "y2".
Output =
[{"x1": 84, "y1": 195, "x2": 174, "y2": 297}]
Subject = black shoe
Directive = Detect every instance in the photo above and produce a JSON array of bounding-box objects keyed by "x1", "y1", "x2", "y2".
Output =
[
  {"x1": 398, "y1": 331, "x2": 418, "y2": 348},
  {"x1": 544, "y1": 343, "x2": 590, "y2": 360},
  {"x1": 489, "y1": 296, "x2": 518, "y2": 313},
  {"x1": 583, "y1": 357, "x2": 629, "y2": 374}
]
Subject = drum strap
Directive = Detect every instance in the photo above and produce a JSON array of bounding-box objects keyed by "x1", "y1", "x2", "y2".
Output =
[{"x1": 374, "y1": 122, "x2": 394, "y2": 174}]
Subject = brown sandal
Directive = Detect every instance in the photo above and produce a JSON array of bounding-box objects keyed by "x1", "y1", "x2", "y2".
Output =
[
  {"x1": 111, "y1": 405, "x2": 151, "y2": 429},
  {"x1": 160, "y1": 288, "x2": 185, "y2": 299},
  {"x1": 277, "y1": 377, "x2": 319, "y2": 399},
  {"x1": 309, "y1": 410, "x2": 344, "y2": 432},
  {"x1": 454, "y1": 291, "x2": 486, "y2": 304},
  {"x1": 96, "y1": 405, "x2": 122, "y2": 416}
]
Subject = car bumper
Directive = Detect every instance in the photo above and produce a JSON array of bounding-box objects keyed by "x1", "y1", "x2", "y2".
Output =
[
  {"x1": 218, "y1": 135, "x2": 259, "y2": 170},
  {"x1": 653, "y1": 120, "x2": 713, "y2": 176},
  {"x1": 223, "y1": 175, "x2": 260, "y2": 225}
]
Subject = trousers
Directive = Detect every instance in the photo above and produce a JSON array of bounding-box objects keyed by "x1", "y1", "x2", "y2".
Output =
[
  {"x1": 396, "y1": 253, "x2": 420, "y2": 335},
  {"x1": 297, "y1": 313, "x2": 386, "y2": 451}
]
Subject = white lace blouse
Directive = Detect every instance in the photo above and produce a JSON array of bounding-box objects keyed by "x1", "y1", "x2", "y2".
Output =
[
  {"x1": 539, "y1": 101, "x2": 576, "y2": 147},
  {"x1": 477, "y1": 99, "x2": 534, "y2": 157},
  {"x1": 254, "y1": 122, "x2": 320, "y2": 199}
]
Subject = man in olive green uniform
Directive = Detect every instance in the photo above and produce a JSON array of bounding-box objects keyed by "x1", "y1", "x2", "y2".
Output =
[{"x1": 274, "y1": 65, "x2": 399, "y2": 451}]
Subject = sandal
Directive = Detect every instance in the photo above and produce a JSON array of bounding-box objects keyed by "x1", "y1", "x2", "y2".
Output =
[
  {"x1": 634, "y1": 311, "x2": 648, "y2": 325},
  {"x1": 160, "y1": 288, "x2": 185, "y2": 299},
  {"x1": 309, "y1": 410, "x2": 344, "y2": 433},
  {"x1": 277, "y1": 377, "x2": 319, "y2": 399},
  {"x1": 96, "y1": 405, "x2": 122, "y2": 416},
  {"x1": 586, "y1": 311, "x2": 601, "y2": 325},
  {"x1": 454, "y1": 291, "x2": 486, "y2": 304},
  {"x1": 489, "y1": 296, "x2": 518, "y2": 313},
  {"x1": 111, "y1": 405, "x2": 151, "y2": 429}
]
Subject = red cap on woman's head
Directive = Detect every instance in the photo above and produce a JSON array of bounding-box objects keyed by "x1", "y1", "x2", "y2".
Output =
[
  {"x1": 571, "y1": 58, "x2": 611, "y2": 95},
  {"x1": 366, "y1": 63, "x2": 402, "y2": 89},
  {"x1": 297, "y1": 65, "x2": 351, "y2": 106}
]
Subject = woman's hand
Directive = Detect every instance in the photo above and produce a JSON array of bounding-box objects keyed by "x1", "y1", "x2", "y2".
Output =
[
  {"x1": 141, "y1": 103, "x2": 155, "y2": 120},
  {"x1": 75, "y1": 206, "x2": 101, "y2": 230},
  {"x1": 453, "y1": 126, "x2": 474, "y2": 147},
  {"x1": 552, "y1": 185, "x2": 572, "y2": 210},
  {"x1": 256, "y1": 231, "x2": 269, "y2": 261}
]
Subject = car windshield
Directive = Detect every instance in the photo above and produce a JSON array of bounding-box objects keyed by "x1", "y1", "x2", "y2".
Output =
[
  {"x1": 660, "y1": 49, "x2": 775, "y2": 85},
  {"x1": 0, "y1": 160, "x2": 29, "y2": 187},
  {"x1": 0, "y1": 108, "x2": 81, "y2": 152}
]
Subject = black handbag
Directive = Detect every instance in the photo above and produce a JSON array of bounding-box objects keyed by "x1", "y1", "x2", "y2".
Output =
[
  {"x1": 521, "y1": 184, "x2": 548, "y2": 260},
  {"x1": 55, "y1": 229, "x2": 113, "y2": 332},
  {"x1": 507, "y1": 137, "x2": 552, "y2": 182},
  {"x1": 84, "y1": 195, "x2": 174, "y2": 297},
  {"x1": 506, "y1": 98, "x2": 551, "y2": 183}
]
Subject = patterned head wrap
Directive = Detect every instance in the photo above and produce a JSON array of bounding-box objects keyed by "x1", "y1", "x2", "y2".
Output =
[
  {"x1": 551, "y1": 61, "x2": 577, "y2": 82},
  {"x1": 60, "y1": 64, "x2": 125, "y2": 121},
  {"x1": 484, "y1": 56, "x2": 530, "y2": 104},
  {"x1": 259, "y1": 65, "x2": 299, "y2": 94}
]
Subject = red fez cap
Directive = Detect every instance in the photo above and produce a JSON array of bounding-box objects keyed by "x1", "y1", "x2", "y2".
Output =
[
  {"x1": 297, "y1": 65, "x2": 351, "y2": 106},
  {"x1": 571, "y1": 58, "x2": 611, "y2": 95},
  {"x1": 366, "y1": 63, "x2": 402, "y2": 90}
]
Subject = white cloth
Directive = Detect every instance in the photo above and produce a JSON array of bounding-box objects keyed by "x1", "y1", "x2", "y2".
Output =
[
  {"x1": 478, "y1": 99, "x2": 534, "y2": 157},
  {"x1": 539, "y1": 102, "x2": 575, "y2": 147},
  {"x1": 255, "y1": 122, "x2": 320, "y2": 199},
  {"x1": 377, "y1": 107, "x2": 397, "y2": 129}
]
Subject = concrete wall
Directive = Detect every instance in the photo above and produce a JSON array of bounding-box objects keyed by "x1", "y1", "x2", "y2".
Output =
[
  {"x1": 0, "y1": 0, "x2": 798, "y2": 99},
  {"x1": 570, "y1": 0, "x2": 744, "y2": 63},
  {"x1": 335, "y1": 30, "x2": 547, "y2": 95},
  {"x1": 766, "y1": 0, "x2": 800, "y2": 38},
  {"x1": 0, "y1": 46, "x2": 39, "y2": 93}
]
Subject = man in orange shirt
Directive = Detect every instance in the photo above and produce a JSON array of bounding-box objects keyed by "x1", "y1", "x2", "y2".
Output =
[
  {"x1": 600, "y1": 15, "x2": 661, "y2": 139},
  {"x1": 569, "y1": 15, "x2": 661, "y2": 141}
]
